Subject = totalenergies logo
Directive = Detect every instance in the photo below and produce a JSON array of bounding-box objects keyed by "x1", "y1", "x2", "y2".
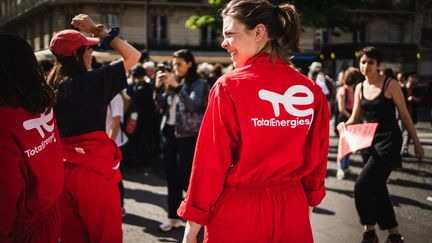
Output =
[
  {"x1": 22, "y1": 109, "x2": 55, "y2": 138},
  {"x1": 258, "y1": 85, "x2": 314, "y2": 118},
  {"x1": 252, "y1": 85, "x2": 314, "y2": 129},
  {"x1": 22, "y1": 109, "x2": 57, "y2": 158}
]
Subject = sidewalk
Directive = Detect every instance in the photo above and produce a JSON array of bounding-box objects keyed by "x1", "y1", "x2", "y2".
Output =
[{"x1": 121, "y1": 121, "x2": 432, "y2": 242}]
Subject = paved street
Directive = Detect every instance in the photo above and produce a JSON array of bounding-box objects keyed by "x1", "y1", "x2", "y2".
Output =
[{"x1": 121, "y1": 121, "x2": 432, "y2": 243}]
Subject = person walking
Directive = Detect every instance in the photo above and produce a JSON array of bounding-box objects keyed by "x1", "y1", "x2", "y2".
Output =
[
  {"x1": 336, "y1": 67, "x2": 363, "y2": 179},
  {"x1": 338, "y1": 47, "x2": 424, "y2": 243},
  {"x1": 47, "y1": 14, "x2": 140, "y2": 242},
  {"x1": 178, "y1": 1, "x2": 329, "y2": 242},
  {"x1": 0, "y1": 32, "x2": 64, "y2": 242},
  {"x1": 401, "y1": 73, "x2": 421, "y2": 156},
  {"x1": 155, "y1": 49, "x2": 208, "y2": 232}
]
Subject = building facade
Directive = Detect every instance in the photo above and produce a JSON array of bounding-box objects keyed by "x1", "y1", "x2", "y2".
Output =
[
  {"x1": 0, "y1": 0, "x2": 228, "y2": 63},
  {"x1": 1, "y1": 0, "x2": 431, "y2": 83}
]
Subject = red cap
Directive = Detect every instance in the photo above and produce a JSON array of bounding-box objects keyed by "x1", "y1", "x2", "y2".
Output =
[{"x1": 49, "y1": 29, "x2": 99, "y2": 57}]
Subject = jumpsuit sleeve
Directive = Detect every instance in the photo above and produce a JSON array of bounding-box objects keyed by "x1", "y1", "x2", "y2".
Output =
[
  {"x1": 0, "y1": 143, "x2": 25, "y2": 242},
  {"x1": 301, "y1": 89, "x2": 329, "y2": 207},
  {"x1": 177, "y1": 81, "x2": 240, "y2": 225}
]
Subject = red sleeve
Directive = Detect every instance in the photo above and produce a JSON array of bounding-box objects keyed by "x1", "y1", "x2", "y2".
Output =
[
  {"x1": 301, "y1": 88, "x2": 330, "y2": 207},
  {"x1": 0, "y1": 143, "x2": 25, "y2": 242},
  {"x1": 177, "y1": 81, "x2": 240, "y2": 225}
]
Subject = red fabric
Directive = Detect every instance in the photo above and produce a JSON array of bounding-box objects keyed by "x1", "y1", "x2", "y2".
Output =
[
  {"x1": 0, "y1": 106, "x2": 63, "y2": 242},
  {"x1": 59, "y1": 165, "x2": 122, "y2": 243},
  {"x1": 58, "y1": 131, "x2": 122, "y2": 242},
  {"x1": 60, "y1": 131, "x2": 122, "y2": 179},
  {"x1": 178, "y1": 53, "x2": 329, "y2": 232},
  {"x1": 205, "y1": 183, "x2": 313, "y2": 243}
]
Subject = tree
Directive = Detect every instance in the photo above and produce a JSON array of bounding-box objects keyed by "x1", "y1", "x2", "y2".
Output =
[{"x1": 185, "y1": 0, "x2": 367, "y2": 35}]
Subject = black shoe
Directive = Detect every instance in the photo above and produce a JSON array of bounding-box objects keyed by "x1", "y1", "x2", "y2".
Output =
[
  {"x1": 361, "y1": 230, "x2": 379, "y2": 243},
  {"x1": 385, "y1": 234, "x2": 404, "y2": 243}
]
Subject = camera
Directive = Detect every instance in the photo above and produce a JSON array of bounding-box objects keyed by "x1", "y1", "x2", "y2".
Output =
[
  {"x1": 157, "y1": 62, "x2": 172, "y2": 73},
  {"x1": 157, "y1": 63, "x2": 166, "y2": 72}
]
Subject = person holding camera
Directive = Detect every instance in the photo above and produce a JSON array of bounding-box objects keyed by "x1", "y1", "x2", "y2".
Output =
[
  {"x1": 47, "y1": 14, "x2": 140, "y2": 242},
  {"x1": 155, "y1": 49, "x2": 208, "y2": 232}
]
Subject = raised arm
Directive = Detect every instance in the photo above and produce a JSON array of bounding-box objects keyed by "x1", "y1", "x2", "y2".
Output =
[{"x1": 71, "y1": 14, "x2": 140, "y2": 71}]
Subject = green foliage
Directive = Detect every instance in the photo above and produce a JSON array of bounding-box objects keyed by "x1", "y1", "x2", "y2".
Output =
[{"x1": 185, "y1": 0, "x2": 366, "y2": 34}]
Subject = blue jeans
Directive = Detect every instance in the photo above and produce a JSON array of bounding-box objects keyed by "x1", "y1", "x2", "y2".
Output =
[{"x1": 338, "y1": 154, "x2": 350, "y2": 170}]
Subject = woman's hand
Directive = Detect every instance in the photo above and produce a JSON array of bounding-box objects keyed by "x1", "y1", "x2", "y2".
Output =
[
  {"x1": 155, "y1": 71, "x2": 167, "y2": 89},
  {"x1": 71, "y1": 14, "x2": 97, "y2": 34},
  {"x1": 414, "y1": 140, "x2": 424, "y2": 161},
  {"x1": 164, "y1": 72, "x2": 179, "y2": 88},
  {"x1": 156, "y1": 71, "x2": 178, "y2": 89},
  {"x1": 182, "y1": 221, "x2": 202, "y2": 243},
  {"x1": 337, "y1": 122, "x2": 347, "y2": 134}
]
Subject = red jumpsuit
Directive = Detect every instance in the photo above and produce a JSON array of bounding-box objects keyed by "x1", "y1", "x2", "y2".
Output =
[
  {"x1": 177, "y1": 54, "x2": 329, "y2": 242},
  {"x1": 0, "y1": 106, "x2": 63, "y2": 243},
  {"x1": 59, "y1": 131, "x2": 123, "y2": 243}
]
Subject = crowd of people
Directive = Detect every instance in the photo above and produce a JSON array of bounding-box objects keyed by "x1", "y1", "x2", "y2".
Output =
[{"x1": 0, "y1": 0, "x2": 428, "y2": 242}]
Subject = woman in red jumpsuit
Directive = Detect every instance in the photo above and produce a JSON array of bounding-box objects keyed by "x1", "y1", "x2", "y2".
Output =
[
  {"x1": 177, "y1": 1, "x2": 329, "y2": 242},
  {"x1": 0, "y1": 32, "x2": 64, "y2": 242}
]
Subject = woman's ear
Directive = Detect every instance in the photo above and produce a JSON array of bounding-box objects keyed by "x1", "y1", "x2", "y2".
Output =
[
  {"x1": 254, "y1": 24, "x2": 267, "y2": 42},
  {"x1": 186, "y1": 61, "x2": 193, "y2": 69}
]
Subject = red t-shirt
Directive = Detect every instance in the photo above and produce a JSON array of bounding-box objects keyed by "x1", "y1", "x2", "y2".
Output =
[
  {"x1": 0, "y1": 106, "x2": 63, "y2": 240},
  {"x1": 178, "y1": 54, "x2": 330, "y2": 225}
]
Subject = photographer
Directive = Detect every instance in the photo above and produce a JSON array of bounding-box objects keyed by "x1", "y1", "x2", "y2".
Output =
[{"x1": 155, "y1": 49, "x2": 208, "y2": 231}]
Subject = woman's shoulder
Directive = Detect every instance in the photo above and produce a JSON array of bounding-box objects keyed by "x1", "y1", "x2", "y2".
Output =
[{"x1": 385, "y1": 78, "x2": 401, "y2": 92}]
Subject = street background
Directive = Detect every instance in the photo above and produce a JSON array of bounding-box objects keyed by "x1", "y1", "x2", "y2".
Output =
[{"x1": 120, "y1": 112, "x2": 432, "y2": 243}]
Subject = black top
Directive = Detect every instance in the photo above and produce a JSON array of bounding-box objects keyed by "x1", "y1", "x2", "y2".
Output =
[
  {"x1": 361, "y1": 77, "x2": 399, "y2": 133},
  {"x1": 54, "y1": 60, "x2": 127, "y2": 137}
]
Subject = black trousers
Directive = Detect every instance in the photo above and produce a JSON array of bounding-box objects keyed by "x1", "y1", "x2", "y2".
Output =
[
  {"x1": 355, "y1": 150, "x2": 399, "y2": 230},
  {"x1": 162, "y1": 125, "x2": 197, "y2": 218}
]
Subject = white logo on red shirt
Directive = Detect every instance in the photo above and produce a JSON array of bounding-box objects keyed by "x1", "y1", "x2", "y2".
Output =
[
  {"x1": 22, "y1": 109, "x2": 55, "y2": 138},
  {"x1": 258, "y1": 85, "x2": 314, "y2": 117}
]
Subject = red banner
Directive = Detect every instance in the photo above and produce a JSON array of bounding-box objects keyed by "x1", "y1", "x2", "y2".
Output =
[{"x1": 337, "y1": 123, "x2": 378, "y2": 163}]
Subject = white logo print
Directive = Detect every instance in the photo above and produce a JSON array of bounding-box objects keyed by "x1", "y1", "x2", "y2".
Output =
[
  {"x1": 258, "y1": 85, "x2": 314, "y2": 117},
  {"x1": 23, "y1": 109, "x2": 55, "y2": 138}
]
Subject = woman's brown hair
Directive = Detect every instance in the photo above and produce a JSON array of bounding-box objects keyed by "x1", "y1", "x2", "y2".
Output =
[
  {"x1": 47, "y1": 46, "x2": 87, "y2": 92},
  {"x1": 221, "y1": 0, "x2": 301, "y2": 64},
  {"x1": 343, "y1": 67, "x2": 364, "y2": 86}
]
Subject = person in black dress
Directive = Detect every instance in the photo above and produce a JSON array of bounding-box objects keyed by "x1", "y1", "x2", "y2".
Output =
[{"x1": 338, "y1": 47, "x2": 424, "y2": 243}]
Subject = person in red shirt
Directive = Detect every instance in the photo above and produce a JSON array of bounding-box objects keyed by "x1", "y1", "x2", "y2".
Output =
[
  {"x1": 0, "y1": 32, "x2": 64, "y2": 242},
  {"x1": 177, "y1": 1, "x2": 329, "y2": 242},
  {"x1": 47, "y1": 14, "x2": 140, "y2": 242}
]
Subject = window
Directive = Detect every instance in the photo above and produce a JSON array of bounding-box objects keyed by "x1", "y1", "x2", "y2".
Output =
[
  {"x1": 313, "y1": 29, "x2": 329, "y2": 50},
  {"x1": 389, "y1": 23, "x2": 403, "y2": 43},
  {"x1": 201, "y1": 25, "x2": 218, "y2": 47},
  {"x1": 149, "y1": 15, "x2": 167, "y2": 45},
  {"x1": 102, "y1": 14, "x2": 119, "y2": 29},
  {"x1": 353, "y1": 23, "x2": 366, "y2": 43}
]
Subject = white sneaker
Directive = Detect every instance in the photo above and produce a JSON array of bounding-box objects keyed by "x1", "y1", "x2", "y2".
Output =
[
  {"x1": 159, "y1": 218, "x2": 184, "y2": 232},
  {"x1": 336, "y1": 169, "x2": 345, "y2": 180}
]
